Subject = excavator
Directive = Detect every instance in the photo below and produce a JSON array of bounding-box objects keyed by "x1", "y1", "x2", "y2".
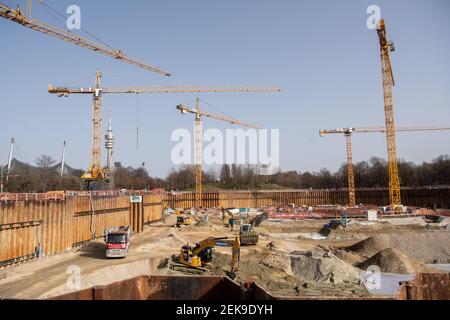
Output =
[
  {"x1": 238, "y1": 211, "x2": 269, "y2": 245},
  {"x1": 239, "y1": 224, "x2": 259, "y2": 245},
  {"x1": 176, "y1": 215, "x2": 192, "y2": 227},
  {"x1": 171, "y1": 237, "x2": 240, "y2": 278},
  {"x1": 223, "y1": 208, "x2": 268, "y2": 245}
]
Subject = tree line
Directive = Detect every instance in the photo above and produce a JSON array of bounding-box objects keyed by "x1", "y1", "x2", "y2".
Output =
[
  {"x1": 2, "y1": 154, "x2": 449, "y2": 193},
  {"x1": 164, "y1": 155, "x2": 450, "y2": 190}
]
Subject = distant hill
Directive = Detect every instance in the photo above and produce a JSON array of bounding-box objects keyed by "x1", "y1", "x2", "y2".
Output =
[{"x1": 8, "y1": 158, "x2": 82, "y2": 176}]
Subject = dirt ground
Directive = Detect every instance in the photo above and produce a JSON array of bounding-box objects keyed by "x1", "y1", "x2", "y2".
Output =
[{"x1": 0, "y1": 210, "x2": 448, "y2": 299}]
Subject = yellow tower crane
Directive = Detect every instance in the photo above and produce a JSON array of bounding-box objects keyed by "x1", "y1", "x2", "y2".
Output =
[
  {"x1": 319, "y1": 126, "x2": 450, "y2": 207},
  {"x1": 48, "y1": 73, "x2": 280, "y2": 186},
  {"x1": 177, "y1": 99, "x2": 262, "y2": 207},
  {"x1": 0, "y1": 2, "x2": 170, "y2": 76},
  {"x1": 376, "y1": 19, "x2": 401, "y2": 211}
]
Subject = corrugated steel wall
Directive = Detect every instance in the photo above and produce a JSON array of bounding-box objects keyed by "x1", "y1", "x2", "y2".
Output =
[
  {"x1": 0, "y1": 193, "x2": 163, "y2": 267},
  {"x1": 143, "y1": 193, "x2": 164, "y2": 223},
  {"x1": 1, "y1": 187, "x2": 448, "y2": 267},
  {"x1": 164, "y1": 187, "x2": 450, "y2": 209}
]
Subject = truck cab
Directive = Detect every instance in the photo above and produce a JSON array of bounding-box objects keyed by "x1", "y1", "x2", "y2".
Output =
[{"x1": 105, "y1": 226, "x2": 130, "y2": 258}]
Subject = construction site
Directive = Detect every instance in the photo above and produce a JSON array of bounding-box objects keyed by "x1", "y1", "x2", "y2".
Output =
[{"x1": 1, "y1": 1, "x2": 450, "y2": 303}]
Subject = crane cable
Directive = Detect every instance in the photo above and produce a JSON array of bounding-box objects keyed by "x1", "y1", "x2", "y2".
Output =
[
  {"x1": 197, "y1": 98, "x2": 236, "y2": 120},
  {"x1": 36, "y1": 0, "x2": 116, "y2": 50}
]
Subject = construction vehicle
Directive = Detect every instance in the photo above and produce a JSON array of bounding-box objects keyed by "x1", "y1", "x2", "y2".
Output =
[
  {"x1": 250, "y1": 212, "x2": 269, "y2": 227},
  {"x1": 177, "y1": 99, "x2": 263, "y2": 208},
  {"x1": 49, "y1": 73, "x2": 279, "y2": 186},
  {"x1": 176, "y1": 216, "x2": 192, "y2": 227},
  {"x1": 105, "y1": 226, "x2": 130, "y2": 258},
  {"x1": 239, "y1": 224, "x2": 259, "y2": 245},
  {"x1": 318, "y1": 214, "x2": 349, "y2": 240},
  {"x1": 319, "y1": 126, "x2": 450, "y2": 207},
  {"x1": 223, "y1": 208, "x2": 262, "y2": 244},
  {"x1": 171, "y1": 237, "x2": 240, "y2": 278}
]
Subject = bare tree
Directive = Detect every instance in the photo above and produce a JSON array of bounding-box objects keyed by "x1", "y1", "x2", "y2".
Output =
[
  {"x1": 35, "y1": 154, "x2": 56, "y2": 168},
  {"x1": 34, "y1": 154, "x2": 56, "y2": 192}
]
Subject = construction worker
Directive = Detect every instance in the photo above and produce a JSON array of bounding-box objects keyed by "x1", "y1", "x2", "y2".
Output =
[
  {"x1": 229, "y1": 218, "x2": 235, "y2": 231},
  {"x1": 35, "y1": 243, "x2": 42, "y2": 258},
  {"x1": 162, "y1": 205, "x2": 167, "y2": 224},
  {"x1": 342, "y1": 212, "x2": 348, "y2": 228}
]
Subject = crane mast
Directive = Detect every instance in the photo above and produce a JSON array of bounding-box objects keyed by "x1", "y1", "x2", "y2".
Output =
[
  {"x1": 377, "y1": 19, "x2": 401, "y2": 211},
  {"x1": 81, "y1": 71, "x2": 104, "y2": 182},
  {"x1": 194, "y1": 99, "x2": 202, "y2": 205},
  {"x1": 344, "y1": 133, "x2": 356, "y2": 206},
  {"x1": 177, "y1": 100, "x2": 261, "y2": 207}
]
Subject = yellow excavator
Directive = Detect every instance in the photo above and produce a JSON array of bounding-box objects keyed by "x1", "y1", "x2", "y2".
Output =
[
  {"x1": 171, "y1": 236, "x2": 240, "y2": 278},
  {"x1": 176, "y1": 215, "x2": 192, "y2": 227}
]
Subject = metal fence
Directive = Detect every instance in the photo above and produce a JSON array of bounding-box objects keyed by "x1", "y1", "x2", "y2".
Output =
[{"x1": 0, "y1": 193, "x2": 163, "y2": 267}]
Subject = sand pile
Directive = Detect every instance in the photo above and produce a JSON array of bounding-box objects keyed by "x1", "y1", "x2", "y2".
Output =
[
  {"x1": 135, "y1": 230, "x2": 186, "y2": 252},
  {"x1": 289, "y1": 249, "x2": 362, "y2": 284},
  {"x1": 207, "y1": 251, "x2": 368, "y2": 297},
  {"x1": 333, "y1": 249, "x2": 365, "y2": 265},
  {"x1": 356, "y1": 248, "x2": 441, "y2": 274},
  {"x1": 214, "y1": 247, "x2": 362, "y2": 286},
  {"x1": 349, "y1": 232, "x2": 450, "y2": 263},
  {"x1": 181, "y1": 218, "x2": 223, "y2": 231},
  {"x1": 265, "y1": 242, "x2": 363, "y2": 284},
  {"x1": 266, "y1": 240, "x2": 317, "y2": 254},
  {"x1": 196, "y1": 219, "x2": 212, "y2": 227}
]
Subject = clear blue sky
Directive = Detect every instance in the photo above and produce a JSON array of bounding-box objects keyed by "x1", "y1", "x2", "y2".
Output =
[{"x1": 1, "y1": 0, "x2": 449, "y2": 178}]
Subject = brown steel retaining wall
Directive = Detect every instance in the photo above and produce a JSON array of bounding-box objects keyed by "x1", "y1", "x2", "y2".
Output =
[
  {"x1": 0, "y1": 193, "x2": 163, "y2": 267},
  {"x1": 164, "y1": 187, "x2": 450, "y2": 209},
  {"x1": 397, "y1": 273, "x2": 450, "y2": 300},
  {"x1": 52, "y1": 273, "x2": 449, "y2": 300},
  {"x1": 1, "y1": 187, "x2": 449, "y2": 267},
  {"x1": 51, "y1": 275, "x2": 245, "y2": 300}
]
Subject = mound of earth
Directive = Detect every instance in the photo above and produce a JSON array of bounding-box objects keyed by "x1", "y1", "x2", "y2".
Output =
[
  {"x1": 266, "y1": 240, "x2": 317, "y2": 254},
  {"x1": 349, "y1": 232, "x2": 450, "y2": 263},
  {"x1": 333, "y1": 249, "x2": 366, "y2": 265},
  {"x1": 289, "y1": 249, "x2": 362, "y2": 284},
  {"x1": 208, "y1": 251, "x2": 368, "y2": 297},
  {"x1": 195, "y1": 219, "x2": 212, "y2": 227},
  {"x1": 180, "y1": 219, "x2": 222, "y2": 231},
  {"x1": 135, "y1": 230, "x2": 186, "y2": 251},
  {"x1": 356, "y1": 248, "x2": 441, "y2": 274}
]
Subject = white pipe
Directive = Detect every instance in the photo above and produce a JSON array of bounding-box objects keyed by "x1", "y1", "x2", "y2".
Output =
[
  {"x1": 61, "y1": 140, "x2": 66, "y2": 177},
  {"x1": 6, "y1": 137, "x2": 14, "y2": 182}
]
